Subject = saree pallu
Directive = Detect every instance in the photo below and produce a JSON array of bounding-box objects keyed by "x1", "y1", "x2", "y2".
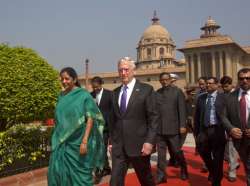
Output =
[{"x1": 48, "y1": 87, "x2": 105, "y2": 186}]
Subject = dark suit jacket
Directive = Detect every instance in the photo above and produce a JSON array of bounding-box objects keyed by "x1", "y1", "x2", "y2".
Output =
[
  {"x1": 109, "y1": 80, "x2": 159, "y2": 157},
  {"x1": 194, "y1": 92, "x2": 225, "y2": 137},
  {"x1": 91, "y1": 89, "x2": 112, "y2": 133},
  {"x1": 221, "y1": 88, "x2": 250, "y2": 148},
  {"x1": 156, "y1": 85, "x2": 186, "y2": 135}
]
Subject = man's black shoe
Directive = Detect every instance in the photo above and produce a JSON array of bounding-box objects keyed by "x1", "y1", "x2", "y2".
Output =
[
  {"x1": 228, "y1": 176, "x2": 236, "y2": 182},
  {"x1": 156, "y1": 177, "x2": 167, "y2": 184},
  {"x1": 208, "y1": 174, "x2": 213, "y2": 182},
  {"x1": 94, "y1": 175, "x2": 102, "y2": 184},
  {"x1": 102, "y1": 168, "x2": 111, "y2": 176}
]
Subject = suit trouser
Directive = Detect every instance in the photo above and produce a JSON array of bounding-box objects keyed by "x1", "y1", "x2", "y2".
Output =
[
  {"x1": 224, "y1": 138, "x2": 239, "y2": 178},
  {"x1": 110, "y1": 150, "x2": 155, "y2": 186},
  {"x1": 157, "y1": 134, "x2": 184, "y2": 178},
  {"x1": 235, "y1": 138, "x2": 250, "y2": 186},
  {"x1": 197, "y1": 126, "x2": 226, "y2": 185}
]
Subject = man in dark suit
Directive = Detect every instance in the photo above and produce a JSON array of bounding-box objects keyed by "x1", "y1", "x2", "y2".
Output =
[
  {"x1": 156, "y1": 72, "x2": 188, "y2": 184},
  {"x1": 221, "y1": 68, "x2": 250, "y2": 186},
  {"x1": 194, "y1": 77, "x2": 226, "y2": 186},
  {"x1": 91, "y1": 76, "x2": 112, "y2": 183},
  {"x1": 220, "y1": 76, "x2": 239, "y2": 182},
  {"x1": 108, "y1": 57, "x2": 159, "y2": 186}
]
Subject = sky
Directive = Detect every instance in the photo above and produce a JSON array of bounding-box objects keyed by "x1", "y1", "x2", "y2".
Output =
[{"x1": 1, "y1": 0, "x2": 250, "y2": 76}]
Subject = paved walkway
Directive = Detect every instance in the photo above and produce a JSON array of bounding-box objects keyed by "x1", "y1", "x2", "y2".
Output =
[{"x1": 0, "y1": 133, "x2": 195, "y2": 186}]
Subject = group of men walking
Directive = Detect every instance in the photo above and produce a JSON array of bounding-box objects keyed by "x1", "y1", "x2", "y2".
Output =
[{"x1": 90, "y1": 56, "x2": 250, "y2": 186}]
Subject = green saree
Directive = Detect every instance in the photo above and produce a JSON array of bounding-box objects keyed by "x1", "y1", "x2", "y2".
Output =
[{"x1": 48, "y1": 87, "x2": 105, "y2": 186}]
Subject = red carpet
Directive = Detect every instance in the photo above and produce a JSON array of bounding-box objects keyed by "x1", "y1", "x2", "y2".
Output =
[{"x1": 100, "y1": 147, "x2": 246, "y2": 186}]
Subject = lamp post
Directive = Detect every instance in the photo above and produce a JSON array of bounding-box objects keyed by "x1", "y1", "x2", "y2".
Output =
[{"x1": 85, "y1": 58, "x2": 89, "y2": 91}]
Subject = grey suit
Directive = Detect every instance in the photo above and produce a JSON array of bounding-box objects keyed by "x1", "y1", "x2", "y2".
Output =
[
  {"x1": 221, "y1": 89, "x2": 250, "y2": 185},
  {"x1": 109, "y1": 80, "x2": 159, "y2": 186},
  {"x1": 156, "y1": 85, "x2": 188, "y2": 180}
]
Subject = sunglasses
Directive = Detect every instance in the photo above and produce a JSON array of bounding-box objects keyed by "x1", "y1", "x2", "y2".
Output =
[{"x1": 239, "y1": 77, "x2": 250, "y2": 81}]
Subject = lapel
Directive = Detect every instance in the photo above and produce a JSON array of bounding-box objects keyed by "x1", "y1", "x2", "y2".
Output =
[
  {"x1": 234, "y1": 89, "x2": 241, "y2": 123},
  {"x1": 201, "y1": 93, "x2": 208, "y2": 114},
  {"x1": 125, "y1": 80, "x2": 141, "y2": 114},
  {"x1": 114, "y1": 86, "x2": 122, "y2": 115}
]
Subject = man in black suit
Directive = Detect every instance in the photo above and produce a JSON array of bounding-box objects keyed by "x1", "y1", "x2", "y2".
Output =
[
  {"x1": 194, "y1": 77, "x2": 226, "y2": 186},
  {"x1": 91, "y1": 76, "x2": 112, "y2": 183},
  {"x1": 108, "y1": 57, "x2": 159, "y2": 186},
  {"x1": 221, "y1": 68, "x2": 250, "y2": 186},
  {"x1": 156, "y1": 72, "x2": 188, "y2": 184}
]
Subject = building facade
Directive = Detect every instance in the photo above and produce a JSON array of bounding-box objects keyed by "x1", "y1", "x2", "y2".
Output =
[
  {"x1": 79, "y1": 12, "x2": 186, "y2": 91},
  {"x1": 178, "y1": 16, "x2": 250, "y2": 85},
  {"x1": 79, "y1": 16, "x2": 250, "y2": 90}
]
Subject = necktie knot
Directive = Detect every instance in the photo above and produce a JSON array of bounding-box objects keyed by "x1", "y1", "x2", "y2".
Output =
[
  {"x1": 242, "y1": 91, "x2": 247, "y2": 96},
  {"x1": 123, "y1": 85, "x2": 128, "y2": 91}
]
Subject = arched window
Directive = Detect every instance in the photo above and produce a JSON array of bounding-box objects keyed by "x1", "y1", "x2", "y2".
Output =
[
  {"x1": 159, "y1": 47, "x2": 164, "y2": 56},
  {"x1": 147, "y1": 48, "x2": 151, "y2": 57}
]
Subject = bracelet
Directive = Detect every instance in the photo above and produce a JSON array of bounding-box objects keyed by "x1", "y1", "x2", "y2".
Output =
[{"x1": 82, "y1": 139, "x2": 88, "y2": 144}]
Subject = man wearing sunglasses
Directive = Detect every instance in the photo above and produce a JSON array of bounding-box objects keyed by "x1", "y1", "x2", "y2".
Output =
[{"x1": 222, "y1": 68, "x2": 250, "y2": 186}]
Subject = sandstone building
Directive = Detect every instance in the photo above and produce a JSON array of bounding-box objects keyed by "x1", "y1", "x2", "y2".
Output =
[
  {"x1": 178, "y1": 16, "x2": 250, "y2": 85},
  {"x1": 79, "y1": 15, "x2": 250, "y2": 90}
]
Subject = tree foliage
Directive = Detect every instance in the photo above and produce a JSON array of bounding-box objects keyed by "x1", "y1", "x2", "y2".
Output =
[{"x1": 0, "y1": 44, "x2": 60, "y2": 130}]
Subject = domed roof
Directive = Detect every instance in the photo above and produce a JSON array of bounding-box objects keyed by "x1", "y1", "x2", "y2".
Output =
[
  {"x1": 140, "y1": 11, "x2": 173, "y2": 43},
  {"x1": 142, "y1": 24, "x2": 170, "y2": 39}
]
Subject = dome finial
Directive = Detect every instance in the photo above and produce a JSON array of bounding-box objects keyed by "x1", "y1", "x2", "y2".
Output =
[{"x1": 151, "y1": 10, "x2": 159, "y2": 24}]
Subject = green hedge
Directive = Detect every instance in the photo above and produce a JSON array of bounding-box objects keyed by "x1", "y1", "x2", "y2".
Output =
[
  {"x1": 0, "y1": 124, "x2": 53, "y2": 176},
  {"x1": 0, "y1": 44, "x2": 60, "y2": 130}
]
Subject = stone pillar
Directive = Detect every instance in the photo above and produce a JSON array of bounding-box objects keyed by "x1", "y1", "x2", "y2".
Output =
[
  {"x1": 185, "y1": 55, "x2": 190, "y2": 83},
  {"x1": 211, "y1": 52, "x2": 216, "y2": 77},
  {"x1": 197, "y1": 53, "x2": 201, "y2": 78},
  {"x1": 219, "y1": 52, "x2": 223, "y2": 77},
  {"x1": 225, "y1": 52, "x2": 232, "y2": 76},
  {"x1": 190, "y1": 56, "x2": 195, "y2": 84}
]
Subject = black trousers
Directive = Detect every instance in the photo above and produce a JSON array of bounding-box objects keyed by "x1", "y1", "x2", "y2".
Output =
[
  {"x1": 110, "y1": 150, "x2": 155, "y2": 186},
  {"x1": 235, "y1": 137, "x2": 250, "y2": 186},
  {"x1": 157, "y1": 134, "x2": 183, "y2": 178},
  {"x1": 196, "y1": 126, "x2": 226, "y2": 185}
]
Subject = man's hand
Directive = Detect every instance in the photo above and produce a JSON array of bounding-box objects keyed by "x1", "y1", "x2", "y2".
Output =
[
  {"x1": 230, "y1": 128, "x2": 243, "y2": 139},
  {"x1": 180, "y1": 127, "x2": 187, "y2": 134},
  {"x1": 108, "y1": 145, "x2": 112, "y2": 154},
  {"x1": 141, "y1": 143, "x2": 153, "y2": 156},
  {"x1": 244, "y1": 128, "x2": 250, "y2": 137}
]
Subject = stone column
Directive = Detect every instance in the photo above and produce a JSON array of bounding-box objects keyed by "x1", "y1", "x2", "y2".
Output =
[
  {"x1": 197, "y1": 53, "x2": 201, "y2": 78},
  {"x1": 219, "y1": 51, "x2": 223, "y2": 77},
  {"x1": 185, "y1": 55, "x2": 190, "y2": 83},
  {"x1": 211, "y1": 52, "x2": 216, "y2": 76},
  {"x1": 190, "y1": 55, "x2": 195, "y2": 84},
  {"x1": 225, "y1": 52, "x2": 232, "y2": 76}
]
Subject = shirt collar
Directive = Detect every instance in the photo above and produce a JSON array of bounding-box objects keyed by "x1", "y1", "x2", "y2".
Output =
[
  {"x1": 239, "y1": 88, "x2": 250, "y2": 96},
  {"x1": 208, "y1": 90, "x2": 217, "y2": 98},
  {"x1": 97, "y1": 88, "x2": 103, "y2": 96},
  {"x1": 123, "y1": 78, "x2": 136, "y2": 90}
]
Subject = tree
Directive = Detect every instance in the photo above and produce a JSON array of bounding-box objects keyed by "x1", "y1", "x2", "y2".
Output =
[{"x1": 0, "y1": 44, "x2": 61, "y2": 131}]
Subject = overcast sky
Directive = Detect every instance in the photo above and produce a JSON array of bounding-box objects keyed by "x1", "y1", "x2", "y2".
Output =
[{"x1": 1, "y1": 0, "x2": 250, "y2": 75}]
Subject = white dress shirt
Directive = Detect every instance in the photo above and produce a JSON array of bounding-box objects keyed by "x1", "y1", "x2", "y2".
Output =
[
  {"x1": 95, "y1": 88, "x2": 103, "y2": 106},
  {"x1": 118, "y1": 78, "x2": 136, "y2": 107}
]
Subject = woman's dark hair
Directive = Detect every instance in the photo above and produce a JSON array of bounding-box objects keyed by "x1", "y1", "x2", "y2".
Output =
[{"x1": 60, "y1": 67, "x2": 81, "y2": 87}]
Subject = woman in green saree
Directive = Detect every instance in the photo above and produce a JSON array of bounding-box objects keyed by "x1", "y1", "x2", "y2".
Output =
[{"x1": 48, "y1": 67, "x2": 105, "y2": 186}]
